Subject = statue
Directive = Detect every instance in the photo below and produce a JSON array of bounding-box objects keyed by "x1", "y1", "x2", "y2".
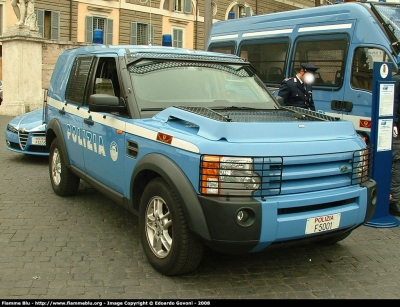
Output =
[{"x1": 11, "y1": 0, "x2": 38, "y2": 31}]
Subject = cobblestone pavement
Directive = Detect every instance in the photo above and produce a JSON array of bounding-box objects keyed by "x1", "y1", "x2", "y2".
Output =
[{"x1": 1, "y1": 114, "x2": 400, "y2": 300}]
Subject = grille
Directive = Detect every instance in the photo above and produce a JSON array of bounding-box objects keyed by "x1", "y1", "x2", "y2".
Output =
[
  {"x1": 18, "y1": 131, "x2": 29, "y2": 149},
  {"x1": 129, "y1": 61, "x2": 250, "y2": 77},
  {"x1": 17, "y1": 131, "x2": 45, "y2": 150},
  {"x1": 177, "y1": 106, "x2": 338, "y2": 123},
  {"x1": 199, "y1": 147, "x2": 373, "y2": 197},
  {"x1": 126, "y1": 140, "x2": 139, "y2": 158},
  {"x1": 128, "y1": 52, "x2": 245, "y2": 63}
]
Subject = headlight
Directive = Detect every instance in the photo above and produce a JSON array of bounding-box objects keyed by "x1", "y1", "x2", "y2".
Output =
[
  {"x1": 200, "y1": 155, "x2": 261, "y2": 196},
  {"x1": 7, "y1": 124, "x2": 18, "y2": 134},
  {"x1": 352, "y1": 147, "x2": 371, "y2": 184}
]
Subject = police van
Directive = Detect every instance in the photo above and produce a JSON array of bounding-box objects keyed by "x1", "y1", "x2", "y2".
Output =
[
  {"x1": 207, "y1": 2, "x2": 400, "y2": 141},
  {"x1": 45, "y1": 44, "x2": 376, "y2": 276}
]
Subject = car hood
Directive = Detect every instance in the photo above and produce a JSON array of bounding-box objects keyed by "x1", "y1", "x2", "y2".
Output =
[
  {"x1": 152, "y1": 106, "x2": 359, "y2": 143},
  {"x1": 8, "y1": 108, "x2": 45, "y2": 131}
]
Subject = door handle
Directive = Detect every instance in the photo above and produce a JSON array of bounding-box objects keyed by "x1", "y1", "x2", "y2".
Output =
[
  {"x1": 58, "y1": 108, "x2": 66, "y2": 115},
  {"x1": 84, "y1": 118, "x2": 94, "y2": 126},
  {"x1": 331, "y1": 100, "x2": 353, "y2": 112}
]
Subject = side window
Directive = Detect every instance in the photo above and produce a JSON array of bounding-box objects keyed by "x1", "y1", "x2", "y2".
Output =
[
  {"x1": 207, "y1": 42, "x2": 236, "y2": 55},
  {"x1": 293, "y1": 36, "x2": 348, "y2": 87},
  {"x1": 351, "y1": 47, "x2": 396, "y2": 92},
  {"x1": 239, "y1": 39, "x2": 289, "y2": 84},
  {"x1": 93, "y1": 59, "x2": 121, "y2": 99},
  {"x1": 65, "y1": 56, "x2": 95, "y2": 105},
  {"x1": 37, "y1": 9, "x2": 60, "y2": 40}
]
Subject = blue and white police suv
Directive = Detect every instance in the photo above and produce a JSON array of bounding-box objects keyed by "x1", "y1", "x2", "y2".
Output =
[{"x1": 44, "y1": 44, "x2": 377, "y2": 276}]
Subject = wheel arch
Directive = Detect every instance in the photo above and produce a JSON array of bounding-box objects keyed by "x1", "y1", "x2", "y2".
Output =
[
  {"x1": 131, "y1": 153, "x2": 211, "y2": 241},
  {"x1": 46, "y1": 118, "x2": 71, "y2": 167}
]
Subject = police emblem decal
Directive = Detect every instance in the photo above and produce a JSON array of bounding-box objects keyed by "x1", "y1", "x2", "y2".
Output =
[{"x1": 110, "y1": 141, "x2": 118, "y2": 162}]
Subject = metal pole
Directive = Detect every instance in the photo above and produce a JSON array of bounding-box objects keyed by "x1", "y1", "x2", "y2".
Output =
[{"x1": 204, "y1": 0, "x2": 212, "y2": 50}]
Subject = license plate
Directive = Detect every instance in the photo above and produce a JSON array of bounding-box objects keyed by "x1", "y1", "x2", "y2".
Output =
[
  {"x1": 305, "y1": 213, "x2": 341, "y2": 234},
  {"x1": 32, "y1": 137, "x2": 46, "y2": 146}
]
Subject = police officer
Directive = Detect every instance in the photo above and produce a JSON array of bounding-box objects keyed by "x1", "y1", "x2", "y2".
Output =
[
  {"x1": 390, "y1": 63, "x2": 400, "y2": 216},
  {"x1": 278, "y1": 63, "x2": 319, "y2": 111}
]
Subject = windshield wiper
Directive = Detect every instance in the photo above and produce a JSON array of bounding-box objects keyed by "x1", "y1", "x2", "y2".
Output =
[{"x1": 212, "y1": 106, "x2": 257, "y2": 110}]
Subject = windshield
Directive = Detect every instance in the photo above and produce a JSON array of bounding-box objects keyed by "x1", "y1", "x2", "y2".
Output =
[
  {"x1": 372, "y1": 3, "x2": 400, "y2": 49},
  {"x1": 128, "y1": 60, "x2": 278, "y2": 112}
]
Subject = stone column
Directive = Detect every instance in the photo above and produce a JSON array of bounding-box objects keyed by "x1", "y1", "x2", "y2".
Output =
[{"x1": 0, "y1": 25, "x2": 44, "y2": 116}]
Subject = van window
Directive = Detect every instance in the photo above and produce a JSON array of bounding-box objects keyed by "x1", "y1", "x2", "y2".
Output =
[
  {"x1": 238, "y1": 39, "x2": 289, "y2": 84},
  {"x1": 293, "y1": 36, "x2": 348, "y2": 87},
  {"x1": 207, "y1": 42, "x2": 236, "y2": 55},
  {"x1": 351, "y1": 47, "x2": 396, "y2": 92}
]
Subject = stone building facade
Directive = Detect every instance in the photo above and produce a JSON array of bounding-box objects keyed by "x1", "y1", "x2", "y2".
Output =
[{"x1": 0, "y1": 0, "x2": 318, "y2": 90}]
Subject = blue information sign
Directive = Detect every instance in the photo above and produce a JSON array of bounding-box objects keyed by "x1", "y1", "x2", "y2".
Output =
[{"x1": 365, "y1": 62, "x2": 400, "y2": 228}]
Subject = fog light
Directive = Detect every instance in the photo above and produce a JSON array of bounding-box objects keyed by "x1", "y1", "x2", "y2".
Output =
[
  {"x1": 237, "y1": 210, "x2": 249, "y2": 222},
  {"x1": 6, "y1": 140, "x2": 10, "y2": 146},
  {"x1": 235, "y1": 208, "x2": 255, "y2": 227}
]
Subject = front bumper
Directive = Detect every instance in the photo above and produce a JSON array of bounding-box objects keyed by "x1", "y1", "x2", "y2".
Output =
[
  {"x1": 199, "y1": 180, "x2": 377, "y2": 254},
  {"x1": 5, "y1": 129, "x2": 49, "y2": 156}
]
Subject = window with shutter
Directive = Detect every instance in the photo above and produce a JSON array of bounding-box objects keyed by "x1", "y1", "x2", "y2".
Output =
[
  {"x1": 106, "y1": 19, "x2": 113, "y2": 44},
  {"x1": 174, "y1": 0, "x2": 183, "y2": 12},
  {"x1": 51, "y1": 11, "x2": 60, "y2": 40},
  {"x1": 130, "y1": 22, "x2": 152, "y2": 45},
  {"x1": 184, "y1": 0, "x2": 192, "y2": 14},
  {"x1": 130, "y1": 22, "x2": 138, "y2": 45},
  {"x1": 86, "y1": 16, "x2": 93, "y2": 43},
  {"x1": 37, "y1": 9, "x2": 44, "y2": 37},
  {"x1": 172, "y1": 28, "x2": 183, "y2": 48},
  {"x1": 36, "y1": 10, "x2": 60, "y2": 40}
]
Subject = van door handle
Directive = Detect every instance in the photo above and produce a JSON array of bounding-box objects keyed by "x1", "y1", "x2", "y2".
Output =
[
  {"x1": 331, "y1": 100, "x2": 353, "y2": 112},
  {"x1": 58, "y1": 108, "x2": 66, "y2": 115},
  {"x1": 84, "y1": 118, "x2": 94, "y2": 126}
]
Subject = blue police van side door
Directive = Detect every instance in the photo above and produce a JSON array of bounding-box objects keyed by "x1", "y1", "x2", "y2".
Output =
[
  {"x1": 54, "y1": 55, "x2": 96, "y2": 171},
  {"x1": 80, "y1": 55, "x2": 127, "y2": 194},
  {"x1": 82, "y1": 111, "x2": 127, "y2": 194}
]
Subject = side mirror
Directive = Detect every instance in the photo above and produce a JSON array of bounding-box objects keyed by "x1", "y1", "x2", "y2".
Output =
[{"x1": 88, "y1": 94, "x2": 126, "y2": 113}]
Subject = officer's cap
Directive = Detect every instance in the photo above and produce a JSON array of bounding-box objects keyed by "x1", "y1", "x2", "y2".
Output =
[{"x1": 301, "y1": 63, "x2": 319, "y2": 73}]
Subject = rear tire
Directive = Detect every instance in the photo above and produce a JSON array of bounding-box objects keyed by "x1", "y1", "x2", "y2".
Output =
[
  {"x1": 49, "y1": 138, "x2": 80, "y2": 196},
  {"x1": 139, "y1": 177, "x2": 205, "y2": 276}
]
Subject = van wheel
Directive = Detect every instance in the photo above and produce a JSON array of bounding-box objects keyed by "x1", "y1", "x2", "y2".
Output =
[
  {"x1": 317, "y1": 231, "x2": 352, "y2": 245},
  {"x1": 139, "y1": 177, "x2": 205, "y2": 276},
  {"x1": 49, "y1": 138, "x2": 80, "y2": 196}
]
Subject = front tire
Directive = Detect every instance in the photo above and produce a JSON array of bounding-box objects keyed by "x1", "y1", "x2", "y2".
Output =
[
  {"x1": 139, "y1": 177, "x2": 205, "y2": 276},
  {"x1": 49, "y1": 138, "x2": 80, "y2": 196}
]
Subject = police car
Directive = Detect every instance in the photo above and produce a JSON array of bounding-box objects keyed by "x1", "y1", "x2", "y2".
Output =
[
  {"x1": 45, "y1": 44, "x2": 376, "y2": 276},
  {"x1": 5, "y1": 108, "x2": 48, "y2": 156}
]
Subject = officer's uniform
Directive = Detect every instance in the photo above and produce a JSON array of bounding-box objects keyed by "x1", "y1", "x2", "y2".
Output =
[
  {"x1": 277, "y1": 63, "x2": 318, "y2": 111},
  {"x1": 390, "y1": 71, "x2": 400, "y2": 216}
]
